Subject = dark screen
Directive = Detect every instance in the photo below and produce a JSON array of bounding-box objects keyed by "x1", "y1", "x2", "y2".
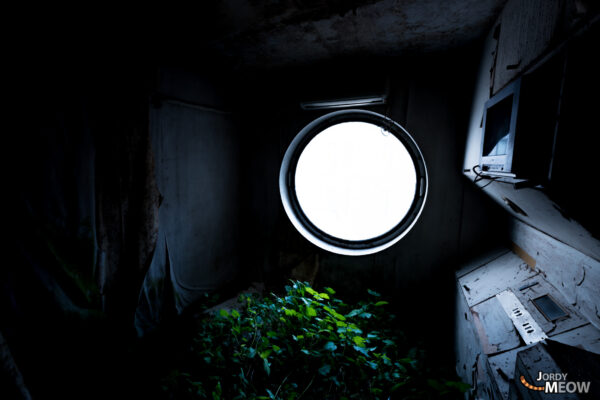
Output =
[
  {"x1": 533, "y1": 295, "x2": 567, "y2": 321},
  {"x1": 483, "y1": 95, "x2": 513, "y2": 156}
]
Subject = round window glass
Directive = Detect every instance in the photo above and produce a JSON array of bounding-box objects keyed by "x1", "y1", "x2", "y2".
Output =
[{"x1": 280, "y1": 109, "x2": 427, "y2": 256}]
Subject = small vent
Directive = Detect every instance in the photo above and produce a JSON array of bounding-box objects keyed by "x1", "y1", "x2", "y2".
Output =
[
  {"x1": 522, "y1": 322, "x2": 535, "y2": 334},
  {"x1": 513, "y1": 308, "x2": 523, "y2": 317}
]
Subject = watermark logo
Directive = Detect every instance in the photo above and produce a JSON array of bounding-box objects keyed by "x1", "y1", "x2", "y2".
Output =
[{"x1": 520, "y1": 372, "x2": 591, "y2": 394}]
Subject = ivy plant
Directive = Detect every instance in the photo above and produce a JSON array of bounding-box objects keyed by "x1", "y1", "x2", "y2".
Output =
[{"x1": 161, "y1": 281, "x2": 468, "y2": 399}]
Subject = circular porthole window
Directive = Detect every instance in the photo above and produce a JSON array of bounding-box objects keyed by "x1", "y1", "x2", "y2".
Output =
[{"x1": 279, "y1": 109, "x2": 428, "y2": 256}]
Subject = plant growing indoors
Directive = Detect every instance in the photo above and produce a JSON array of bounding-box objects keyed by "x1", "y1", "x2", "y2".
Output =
[{"x1": 160, "y1": 281, "x2": 468, "y2": 399}]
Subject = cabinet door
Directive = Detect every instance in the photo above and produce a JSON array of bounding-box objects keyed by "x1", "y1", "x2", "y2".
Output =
[{"x1": 493, "y1": 0, "x2": 563, "y2": 93}]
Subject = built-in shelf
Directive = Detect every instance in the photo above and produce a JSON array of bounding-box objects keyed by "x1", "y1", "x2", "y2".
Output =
[{"x1": 464, "y1": 171, "x2": 600, "y2": 263}]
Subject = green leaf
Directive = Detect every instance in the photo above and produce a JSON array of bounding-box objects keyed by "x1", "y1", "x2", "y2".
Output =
[
  {"x1": 211, "y1": 381, "x2": 222, "y2": 400},
  {"x1": 231, "y1": 309, "x2": 240, "y2": 318},
  {"x1": 365, "y1": 361, "x2": 378, "y2": 370},
  {"x1": 318, "y1": 293, "x2": 330, "y2": 299},
  {"x1": 318, "y1": 364, "x2": 331, "y2": 375},
  {"x1": 346, "y1": 309, "x2": 362, "y2": 318},
  {"x1": 391, "y1": 382, "x2": 406, "y2": 392},
  {"x1": 427, "y1": 379, "x2": 447, "y2": 392},
  {"x1": 284, "y1": 308, "x2": 298, "y2": 317},
  {"x1": 219, "y1": 309, "x2": 229, "y2": 318},
  {"x1": 323, "y1": 341, "x2": 337, "y2": 352},
  {"x1": 272, "y1": 345, "x2": 281, "y2": 353},
  {"x1": 299, "y1": 297, "x2": 310, "y2": 305},
  {"x1": 374, "y1": 301, "x2": 389, "y2": 307},
  {"x1": 324, "y1": 287, "x2": 336, "y2": 295},
  {"x1": 259, "y1": 349, "x2": 272, "y2": 359},
  {"x1": 263, "y1": 358, "x2": 271, "y2": 376},
  {"x1": 352, "y1": 336, "x2": 366, "y2": 347},
  {"x1": 353, "y1": 345, "x2": 369, "y2": 356},
  {"x1": 370, "y1": 387, "x2": 382, "y2": 394},
  {"x1": 367, "y1": 289, "x2": 381, "y2": 297},
  {"x1": 324, "y1": 306, "x2": 346, "y2": 321},
  {"x1": 445, "y1": 380, "x2": 471, "y2": 393},
  {"x1": 306, "y1": 306, "x2": 317, "y2": 317}
]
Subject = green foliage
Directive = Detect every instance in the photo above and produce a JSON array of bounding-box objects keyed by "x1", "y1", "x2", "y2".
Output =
[
  {"x1": 161, "y1": 281, "x2": 468, "y2": 399},
  {"x1": 38, "y1": 219, "x2": 101, "y2": 309}
]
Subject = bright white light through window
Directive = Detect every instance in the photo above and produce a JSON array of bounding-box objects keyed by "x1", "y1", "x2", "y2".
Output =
[{"x1": 294, "y1": 121, "x2": 417, "y2": 241}]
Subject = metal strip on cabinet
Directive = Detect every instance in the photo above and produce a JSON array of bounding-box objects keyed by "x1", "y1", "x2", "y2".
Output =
[{"x1": 496, "y1": 289, "x2": 548, "y2": 344}]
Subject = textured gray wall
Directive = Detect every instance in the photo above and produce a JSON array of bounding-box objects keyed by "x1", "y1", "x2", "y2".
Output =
[
  {"x1": 144, "y1": 68, "x2": 242, "y2": 312},
  {"x1": 150, "y1": 102, "x2": 241, "y2": 310}
]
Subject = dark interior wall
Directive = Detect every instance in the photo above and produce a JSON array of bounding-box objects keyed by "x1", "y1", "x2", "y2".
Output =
[
  {"x1": 547, "y1": 21, "x2": 600, "y2": 239},
  {"x1": 5, "y1": 64, "x2": 161, "y2": 398},
  {"x1": 237, "y1": 50, "x2": 509, "y2": 302},
  {"x1": 141, "y1": 67, "x2": 244, "y2": 314},
  {"x1": 3, "y1": 39, "x2": 515, "y2": 400},
  {"x1": 6, "y1": 54, "x2": 509, "y2": 324},
  {"x1": 5, "y1": 63, "x2": 248, "y2": 396},
  {"x1": 8, "y1": 64, "x2": 159, "y2": 319}
]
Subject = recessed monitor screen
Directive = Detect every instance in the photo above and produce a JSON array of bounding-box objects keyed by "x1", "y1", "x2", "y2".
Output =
[
  {"x1": 483, "y1": 95, "x2": 513, "y2": 156},
  {"x1": 532, "y1": 295, "x2": 567, "y2": 321}
]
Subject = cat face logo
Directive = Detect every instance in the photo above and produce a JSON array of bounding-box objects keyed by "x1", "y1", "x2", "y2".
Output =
[{"x1": 520, "y1": 372, "x2": 591, "y2": 394}]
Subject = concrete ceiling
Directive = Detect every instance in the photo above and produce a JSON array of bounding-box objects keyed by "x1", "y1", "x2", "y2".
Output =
[{"x1": 199, "y1": 0, "x2": 507, "y2": 69}]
